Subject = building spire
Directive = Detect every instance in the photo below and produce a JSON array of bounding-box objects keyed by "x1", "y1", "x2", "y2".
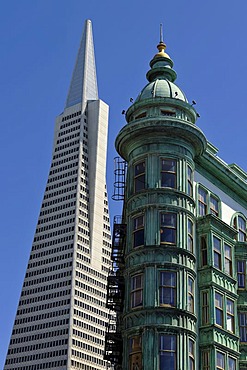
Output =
[
  {"x1": 65, "y1": 19, "x2": 98, "y2": 109},
  {"x1": 160, "y1": 23, "x2": 163, "y2": 43},
  {"x1": 155, "y1": 22, "x2": 168, "y2": 58}
]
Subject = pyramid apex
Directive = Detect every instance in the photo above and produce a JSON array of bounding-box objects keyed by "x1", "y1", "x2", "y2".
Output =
[{"x1": 65, "y1": 20, "x2": 98, "y2": 109}]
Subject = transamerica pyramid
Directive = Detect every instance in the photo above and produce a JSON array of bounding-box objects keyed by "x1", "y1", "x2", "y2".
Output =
[{"x1": 4, "y1": 19, "x2": 112, "y2": 370}]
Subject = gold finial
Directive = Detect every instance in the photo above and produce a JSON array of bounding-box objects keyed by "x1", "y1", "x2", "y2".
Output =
[{"x1": 154, "y1": 23, "x2": 170, "y2": 59}]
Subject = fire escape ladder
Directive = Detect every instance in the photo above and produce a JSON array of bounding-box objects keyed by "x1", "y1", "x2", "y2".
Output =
[
  {"x1": 104, "y1": 218, "x2": 126, "y2": 368},
  {"x1": 112, "y1": 157, "x2": 127, "y2": 201}
]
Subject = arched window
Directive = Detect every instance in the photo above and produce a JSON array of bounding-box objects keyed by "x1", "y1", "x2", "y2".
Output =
[{"x1": 232, "y1": 214, "x2": 247, "y2": 242}]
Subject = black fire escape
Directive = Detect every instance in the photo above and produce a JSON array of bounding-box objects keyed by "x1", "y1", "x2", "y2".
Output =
[{"x1": 104, "y1": 158, "x2": 127, "y2": 369}]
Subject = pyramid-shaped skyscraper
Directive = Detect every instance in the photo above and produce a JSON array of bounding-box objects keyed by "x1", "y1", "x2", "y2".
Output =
[{"x1": 4, "y1": 20, "x2": 112, "y2": 370}]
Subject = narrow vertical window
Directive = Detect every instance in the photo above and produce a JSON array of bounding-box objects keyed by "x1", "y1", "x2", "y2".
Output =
[
  {"x1": 129, "y1": 335, "x2": 142, "y2": 370},
  {"x1": 131, "y1": 274, "x2": 143, "y2": 308},
  {"x1": 215, "y1": 292, "x2": 223, "y2": 327},
  {"x1": 213, "y1": 236, "x2": 221, "y2": 270},
  {"x1": 188, "y1": 339, "x2": 195, "y2": 370},
  {"x1": 224, "y1": 244, "x2": 232, "y2": 275},
  {"x1": 161, "y1": 159, "x2": 176, "y2": 188},
  {"x1": 160, "y1": 213, "x2": 177, "y2": 244},
  {"x1": 202, "y1": 291, "x2": 209, "y2": 325},
  {"x1": 216, "y1": 352, "x2": 225, "y2": 370},
  {"x1": 160, "y1": 335, "x2": 176, "y2": 370},
  {"x1": 210, "y1": 195, "x2": 219, "y2": 216},
  {"x1": 187, "y1": 165, "x2": 193, "y2": 196},
  {"x1": 188, "y1": 219, "x2": 193, "y2": 252},
  {"x1": 133, "y1": 215, "x2": 144, "y2": 248},
  {"x1": 238, "y1": 216, "x2": 247, "y2": 242},
  {"x1": 160, "y1": 271, "x2": 176, "y2": 307},
  {"x1": 228, "y1": 357, "x2": 236, "y2": 370},
  {"x1": 188, "y1": 277, "x2": 194, "y2": 313},
  {"x1": 239, "y1": 312, "x2": 247, "y2": 342},
  {"x1": 198, "y1": 187, "x2": 207, "y2": 216},
  {"x1": 226, "y1": 298, "x2": 234, "y2": 332},
  {"x1": 134, "y1": 161, "x2": 145, "y2": 192},
  {"x1": 234, "y1": 215, "x2": 247, "y2": 242},
  {"x1": 202, "y1": 350, "x2": 210, "y2": 370},
  {"x1": 237, "y1": 261, "x2": 246, "y2": 288},
  {"x1": 200, "y1": 236, "x2": 208, "y2": 266}
]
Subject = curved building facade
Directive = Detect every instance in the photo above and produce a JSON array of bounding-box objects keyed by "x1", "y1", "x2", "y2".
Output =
[{"x1": 110, "y1": 37, "x2": 247, "y2": 370}]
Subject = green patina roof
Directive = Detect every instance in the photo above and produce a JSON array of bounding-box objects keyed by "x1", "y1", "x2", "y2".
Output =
[
  {"x1": 134, "y1": 39, "x2": 188, "y2": 103},
  {"x1": 135, "y1": 79, "x2": 187, "y2": 103}
]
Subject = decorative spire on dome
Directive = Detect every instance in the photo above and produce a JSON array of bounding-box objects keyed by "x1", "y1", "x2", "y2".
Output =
[
  {"x1": 154, "y1": 23, "x2": 171, "y2": 60},
  {"x1": 146, "y1": 25, "x2": 177, "y2": 83}
]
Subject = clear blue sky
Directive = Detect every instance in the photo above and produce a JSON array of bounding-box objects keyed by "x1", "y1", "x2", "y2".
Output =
[{"x1": 1, "y1": 0, "x2": 247, "y2": 367}]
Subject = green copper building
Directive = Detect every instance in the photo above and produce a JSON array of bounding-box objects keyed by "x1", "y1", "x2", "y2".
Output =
[{"x1": 104, "y1": 36, "x2": 247, "y2": 370}]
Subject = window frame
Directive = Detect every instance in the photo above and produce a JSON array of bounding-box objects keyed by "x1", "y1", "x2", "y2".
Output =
[
  {"x1": 188, "y1": 276, "x2": 194, "y2": 313},
  {"x1": 239, "y1": 312, "x2": 247, "y2": 342},
  {"x1": 159, "y1": 334, "x2": 177, "y2": 370},
  {"x1": 197, "y1": 185, "x2": 220, "y2": 218},
  {"x1": 210, "y1": 195, "x2": 219, "y2": 216},
  {"x1": 228, "y1": 357, "x2": 236, "y2": 370},
  {"x1": 215, "y1": 292, "x2": 223, "y2": 327},
  {"x1": 237, "y1": 260, "x2": 246, "y2": 289},
  {"x1": 212, "y1": 235, "x2": 233, "y2": 276},
  {"x1": 159, "y1": 271, "x2": 177, "y2": 307},
  {"x1": 134, "y1": 160, "x2": 146, "y2": 193},
  {"x1": 187, "y1": 218, "x2": 193, "y2": 253},
  {"x1": 133, "y1": 214, "x2": 144, "y2": 248},
  {"x1": 226, "y1": 298, "x2": 234, "y2": 332},
  {"x1": 216, "y1": 351, "x2": 225, "y2": 370},
  {"x1": 160, "y1": 158, "x2": 177, "y2": 189},
  {"x1": 187, "y1": 165, "x2": 193, "y2": 197},
  {"x1": 202, "y1": 350, "x2": 210, "y2": 370},
  {"x1": 215, "y1": 291, "x2": 235, "y2": 333},
  {"x1": 131, "y1": 274, "x2": 143, "y2": 308},
  {"x1": 160, "y1": 213, "x2": 177, "y2": 245},
  {"x1": 188, "y1": 339, "x2": 195, "y2": 370},
  {"x1": 201, "y1": 291, "x2": 209, "y2": 325},
  {"x1": 200, "y1": 235, "x2": 208, "y2": 267},
  {"x1": 213, "y1": 236, "x2": 222, "y2": 270},
  {"x1": 224, "y1": 243, "x2": 232, "y2": 276},
  {"x1": 129, "y1": 335, "x2": 142, "y2": 370},
  {"x1": 233, "y1": 214, "x2": 247, "y2": 242},
  {"x1": 198, "y1": 187, "x2": 207, "y2": 216}
]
